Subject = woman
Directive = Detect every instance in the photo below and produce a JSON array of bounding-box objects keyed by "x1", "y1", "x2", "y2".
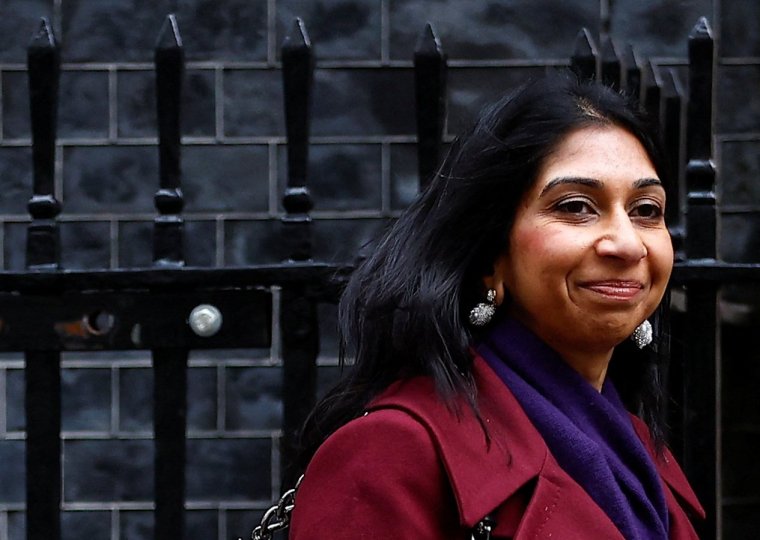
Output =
[{"x1": 289, "y1": 71, "x2": 704, "y2": 539}]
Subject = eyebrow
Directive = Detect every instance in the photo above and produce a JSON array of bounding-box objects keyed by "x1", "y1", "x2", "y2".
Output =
[{"x1": 539, "y1": 176, "x2": 662, "y2": 197}]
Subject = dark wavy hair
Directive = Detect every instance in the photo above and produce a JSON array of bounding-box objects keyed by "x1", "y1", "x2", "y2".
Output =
[{"x1": 296, "y1": 69, "x2": 672, "y2": 471}]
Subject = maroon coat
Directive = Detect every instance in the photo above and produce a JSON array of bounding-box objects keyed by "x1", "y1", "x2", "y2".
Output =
[{"x1": 290, "y1": 355, "x2": 704, "y2": 539}]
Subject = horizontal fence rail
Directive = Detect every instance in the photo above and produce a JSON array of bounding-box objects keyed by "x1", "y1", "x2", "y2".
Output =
[{"x1": 0, "y1": 11, "x2": 756, "y2": 540}]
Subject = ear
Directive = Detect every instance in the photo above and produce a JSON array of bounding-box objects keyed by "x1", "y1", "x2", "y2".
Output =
[{"x1": 481, "y1": 252, "x2": 510, "y2": 307}]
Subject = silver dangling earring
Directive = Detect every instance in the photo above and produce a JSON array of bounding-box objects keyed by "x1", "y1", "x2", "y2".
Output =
[
  {"x1": 630, "y1": 319, "x2": 653, "y2": 349},
  {"x1": 469, "y1": 289, "x2": 497, "y2": 327}
]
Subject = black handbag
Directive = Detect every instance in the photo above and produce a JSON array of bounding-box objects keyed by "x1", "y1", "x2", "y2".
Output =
[{"x1": 245, "y1": 474, "x2": 497, "y2": 540}]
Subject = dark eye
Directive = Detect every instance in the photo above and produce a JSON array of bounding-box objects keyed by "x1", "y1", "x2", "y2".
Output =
[
  {"x1": 631, "y1": 202, "x2": 663, "y2": 219},
  {"x1": 556, "y1": 199, "x2": 594, "y2": 215}
]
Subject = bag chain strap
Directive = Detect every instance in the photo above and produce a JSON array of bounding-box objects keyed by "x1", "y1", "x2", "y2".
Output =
[
  {"x1": 246, "y1": 474, "x2": 495, "y2": 540},
  {"x1": 246, "y1": 474, "x2": 304, "y2": 540},
  {"x1": 471, "y1": 514, "x2": 496, "y2": 540}
]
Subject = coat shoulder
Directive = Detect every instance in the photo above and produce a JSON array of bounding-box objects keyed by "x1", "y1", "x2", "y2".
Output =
[{"x1": 290, "y1": 408, "x2": 462, "y2": 540}]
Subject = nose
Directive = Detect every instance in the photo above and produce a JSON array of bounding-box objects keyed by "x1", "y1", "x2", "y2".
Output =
[{"x1": 594, "y1": 210, "x2": 647, "y2": 262}]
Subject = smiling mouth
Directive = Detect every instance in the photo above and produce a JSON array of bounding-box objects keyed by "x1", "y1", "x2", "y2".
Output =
[{"x1": 580, "y1": 281, "x2": 645, "y2": 300}]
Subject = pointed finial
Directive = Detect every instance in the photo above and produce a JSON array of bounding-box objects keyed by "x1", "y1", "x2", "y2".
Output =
[
  {"x1": 689, "y1": 16, "x2": 713, "y2": 40},
  {"x1": 571, "y1": 28, "x2": 597, "y2": 80},
  {"x1": 157, "y1": 13, "x2": 183, "y2": 49},
  {"x1": 623, "y1": 43, "x2": 639, "y2": 71},
  {"x1": 622, "y1": 44, "x2": 641, "y2": 99},
  {"x1": 601, "y1": 35, "x2": 618, "y2": 60},
  {"x1": 644, "y1": 60, "x2": 662, "y2": 88},
  {"x1": 415, "y1": 23, "x2": 444, "y2": 56},
  {"x1": 284, "y1": 17, "x2": 311, "y2": 49},
  {"x1": 29, "y1": 17, "x2": 56, "y2": 49},
  {"x1": 573, "y1": 28, "x2": 598, "y2": 57},
  {"x1": 662, "y1": 68, "x2": 682, "y2": 98}
]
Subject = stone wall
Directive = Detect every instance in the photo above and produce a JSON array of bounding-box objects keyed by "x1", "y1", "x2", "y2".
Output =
[{"x1": 1, "y1": 1, "x2": 757, "y2": 539}]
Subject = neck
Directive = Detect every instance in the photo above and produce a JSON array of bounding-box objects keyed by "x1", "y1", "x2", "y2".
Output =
[{"x1": 558, "y1": 349, "x2": 612, "y2": 391}]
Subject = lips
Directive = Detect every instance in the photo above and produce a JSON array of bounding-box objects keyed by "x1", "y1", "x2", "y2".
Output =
[{"x1": 580, "y1": 280, "x2": 645, "y2": 300}]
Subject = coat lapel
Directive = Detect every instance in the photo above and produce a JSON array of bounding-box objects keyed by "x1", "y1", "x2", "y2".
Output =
[
  {"x1": 630, "y1": 416, "x2": 706, "y2": 519},
  {"x1": 370, "y1": 355, "x2": 702, "y2": 538},
  {"x1": 369, "y1": 355, "x2": 547, "y2": 527}
]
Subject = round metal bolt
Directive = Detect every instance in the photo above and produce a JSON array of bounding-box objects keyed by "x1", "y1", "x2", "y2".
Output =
[{"x1": 188, "y1": 304, "x2": 223, "y2": 337}]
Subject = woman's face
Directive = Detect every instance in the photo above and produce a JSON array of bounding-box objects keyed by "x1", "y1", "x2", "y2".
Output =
[{"x1": 488, "y1": 125, "x2": 674, "y2": 358}]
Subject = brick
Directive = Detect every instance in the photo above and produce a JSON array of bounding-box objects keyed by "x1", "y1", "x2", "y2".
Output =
[
  {"x1": 225, "y1": 366, "x2": 282, "y2": 431},
  {"x1": 62, "y1": 368, "x2": 111, "y2": 431},
  {"x1": 223, "y1": 69, "x2": 284, "y2": 137},
  {"x1": 2, "y1": 72, "x2": 31, "y2": 139},
  {"x1": 278, "y1": 143, "x2": 382, "y2": 211},
  {"x1": 188, "y1": 366, "x2": 216, "y2": 431},
  {"x1": 118, "y1": 367, "x2": 152, "y2": 432},
  {"x1": 120, "y1": 510, "x2": 152, "y2": 540},
  {"x1": 186, "y1": 438, "x2": 271, "y2": 500},
  {"x1": 311, "y1": 68, "x2": 415, "y2": 136},
  {"x1": 184, "y1": 220, "x2": 216, "y2": 267},
  {"x1": 63, "y1": 439, "x2": 154, "y2": 501},
  {"x1": 117, "y1": 70, "x2": 156, "y2": 139},
  {"x1": 61, "y1": 221, "x2": 111, "y2": 270},
  {"x1": 721, "y1": 0, "x2": 760, "y2": 57},
  {"x1": 0, "y1": 147, "x2": 33, "y2": 215},
  {"x1": 5, "y1": 368, "x2": 24, "y2": 432},
  {"x1": 62, "y1": 511, "x2": 111, "y2": 540},
  {"x1": 717, "y1": 65, "x2": 760, "y2": 134},
  {"x1": 0, "y1": 441, "x2": 24, "y2": 503},
  {"x1": 224, "y1": 219, "x2": 282, "y2": 265},
  {"x1": 62, "y1": 145, "x2": 158, "y2": 214},
  {"x1": 59, "y1": 71, "x2": 110, "y2": 139},
  {"x1": 183, "y1": 144, "x2": 269, "y2": 212}
]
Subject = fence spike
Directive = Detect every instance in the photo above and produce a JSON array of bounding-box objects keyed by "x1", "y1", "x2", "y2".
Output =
[
  {"x1": 642, "y1": 60, "x2": 662, "y2": 126},
  {"x1": 156, "y1": 11, "x2": 183, "y2": 49},
  {"x1": 600, "y1": 35, "x2": 621, "y2": 90},
  {"x1": 661, "y1": 68, "x2": 685, "y2": 250},
  {"x1": 26, "y1": 16, "x2": 61, "y2": 269},
  {"x1": 284, "y1": 16, "x2": 311, "y2": 49},
  {"x1": 414, "y1": 22, "x2": 447, "y2": 190},
  {"x1": 280, "y1": 17, "x2": 319, "y2": 489},
  {"x1": 415, "y1": 21, "x2": 443, "y2": 55},
  {"x1": 623, "y1": 44, "x2": 641, "y2": 102},
  {"x1": 153, "y1": 13, "x2": 185, "y2": 267},
  {"x1": 25, "y1": 18, "x2": 63, "y2": 540},
  {"x1": 281, "y1": 17, "x2": 314, "y2": 262},
  {"x1": 570, "y1": 28, "x2": 597, "y2": 81},
  {"x1": 684, "y1": 15, "x2": 716, "y2": 261},
  {"x1": 686, "y1": 16, "x2": 714, "y2": 163},
  {"x1": 682, "y1": 17, "x2": 718, "y2": 540},
  {"x1": 30, "y1": 17, "x2": 56, "y2": 49}
]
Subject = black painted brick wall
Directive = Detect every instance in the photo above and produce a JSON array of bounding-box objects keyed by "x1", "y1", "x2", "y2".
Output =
[{"x1": 1, "y1": 0, "x2": 758, "y2": 539}]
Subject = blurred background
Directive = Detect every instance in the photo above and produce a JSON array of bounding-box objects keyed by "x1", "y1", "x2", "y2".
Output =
[{"x1": 0, "y1": 0, "x2": 757, "y2": 539}]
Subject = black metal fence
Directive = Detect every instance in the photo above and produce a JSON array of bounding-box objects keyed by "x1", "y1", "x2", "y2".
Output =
[{"x1": 0, "y1": 13, "x2": 754, "y2": 540}]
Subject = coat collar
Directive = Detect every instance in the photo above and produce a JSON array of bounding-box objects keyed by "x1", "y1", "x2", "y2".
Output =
[
  {"x1": 630, "y1": 416, "x2": 706, "y2": 519},
  {"x1": 369, "y1": 355, "x2": 547, "y2": 526},
  {"x1": 369, "y1": 354, "x2": 704, "y2": 527}
]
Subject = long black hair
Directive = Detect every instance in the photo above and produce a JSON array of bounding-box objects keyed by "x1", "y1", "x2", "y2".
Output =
[{"x1": 296, "y1": 70, "x2": 672, "y2": 470}]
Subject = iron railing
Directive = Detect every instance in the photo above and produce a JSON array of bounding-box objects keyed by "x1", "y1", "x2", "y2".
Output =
[{"x1": 0, "y1": 13, "x2": 754, "y2": 540}]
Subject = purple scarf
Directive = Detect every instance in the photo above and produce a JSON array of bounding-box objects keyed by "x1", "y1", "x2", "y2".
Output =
[{"x1": 476, "y1": 317, "x2": 669, "y2": 540}]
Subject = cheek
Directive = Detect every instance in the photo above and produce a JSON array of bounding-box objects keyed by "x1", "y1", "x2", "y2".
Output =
[
  {"x1": 511, "y1": 223, "x2": 584, "y2": 266},
  {"x1": 649, "y1": 234, "x2": 675, "y2": 285},
  {"x1": 508, "y1": 225, "x2": 571, "y2": 283}
]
